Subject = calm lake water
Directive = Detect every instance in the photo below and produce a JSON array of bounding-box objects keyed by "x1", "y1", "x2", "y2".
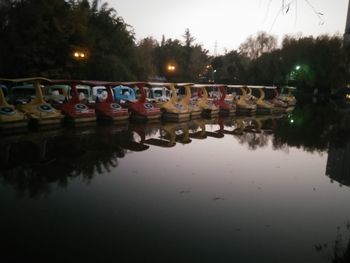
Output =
[{"x1": 1, "y1": 102, "x2": 350, "y2": 263}]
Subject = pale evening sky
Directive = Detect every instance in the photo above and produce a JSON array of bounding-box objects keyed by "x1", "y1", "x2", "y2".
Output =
[{"x1": 108, "y1": 0, "x2": 349, "y2": 54}]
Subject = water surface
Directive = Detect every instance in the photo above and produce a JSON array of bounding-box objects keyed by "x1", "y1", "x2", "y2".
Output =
[{"x1": 1, "y1": 103, "x2": 350, "y2": 263}]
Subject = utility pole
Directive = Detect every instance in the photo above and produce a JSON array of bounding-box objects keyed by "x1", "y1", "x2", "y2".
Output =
[
  {"x1": 344, "y1": 0, "x2": 350, "y2": 45},
  {"x1": 214, "y1": 41, "x2": 218, "y2": 57}
]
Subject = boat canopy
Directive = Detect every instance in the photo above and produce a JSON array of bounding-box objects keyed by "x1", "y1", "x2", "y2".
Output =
[{"x1": 113, "y1": 85, "x2": 137, "y2": 101}]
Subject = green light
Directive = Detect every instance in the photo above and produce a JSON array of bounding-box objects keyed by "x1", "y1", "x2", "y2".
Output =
[
  {"x1": 290, "y1": 119, "x2": 294, "y2": 124},
  {"x1": 295, "y1": 65, "x2": 301, "y2": 70}
]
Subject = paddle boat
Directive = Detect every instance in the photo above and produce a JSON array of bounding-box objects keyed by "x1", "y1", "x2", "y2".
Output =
[
  {"x1": 89, "y1": 81, "x2": 129, "y2": 122},
  {"x1": 248, "y1": 86, "x2": 275, "y2": 114},
  {"x1": 2, "y1": 77, "x2": 63, "y2": 126},
  {"x1": 227, "y1": 85, "x2": 256, "y2": 115},
  {"x1": 113, "y1": 85, "x2": 137, "y2": 105},
  {"x1": 45, "y1": 84, "x2": 70, "y2": 106},
  {"x1": 147, "y1": 85, "x2": 171, "y2": 107},
  {"x1": 209, "y1": 84, "x2": 236, "y2": 116},
  {"x1": 50, "y1": 80, "x2": 96, "y2": 123},
  {"x1": 10, "y1": 83, "x2": 37, "y2": 105},
  {"x1": 264, "y1": 86, "x2": 293, "y2": 113},
  {"x1": 148, "y1": 82, "x2": 190, "y2": 121},
  {"x1": 0, "y1": 82, "x2": 28, "y2": 129},
  {"x1": 176, "y1": 83, "x2": 202, "y2": 119},
  {"x1": 277, "y1": 86, "x2": 297, "y2": 106},
  {"x1": 1, "y1": 85, "x2": 9, "y2": 101},
  {"x1": 191, "y1": 84, "x2": 220, "y2": 118},
  {"x1": 117, "y1": 82, "x2": 161, "y2": 121},
  {"x1": 91, "y1": 85, "x2": 108, "y2": 103}
]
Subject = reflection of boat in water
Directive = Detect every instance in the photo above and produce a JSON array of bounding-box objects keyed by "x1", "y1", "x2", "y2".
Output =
[
  {"x1": 215, "y1": 114, "x2": 282, "y2": 136},
  {"x1": 144, "y1": 122, "x2": 191, "y2": 147},
  {"x1": 145, "y1": 122, "x2": 191, "y2": 148},
  {"x1": 0, "y1": 128, "x2": 64, "y2": 169},
  {"x1": 148, "y1": 82, "x2": 190, "y2": 122},
  {"x1": 123, "y1": 121, "x2": 162, "y2": 151},
  {"x1": 188, "y1": 118, "x2": 224, "y2": 139},
  {"x1": 3, "y1": 77, "x2": 63, "y2": 126}
]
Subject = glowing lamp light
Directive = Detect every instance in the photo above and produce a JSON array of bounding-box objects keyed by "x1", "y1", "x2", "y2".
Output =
[
  {"x1": 295, "y1": 65, "x2": 301, "y2": 70},
  {"x1": 73, "y1": 51, "x2": 87, "y2": 60},
  {"x1": 167, "y1": 64, "x2": 176, "y2": 71}
]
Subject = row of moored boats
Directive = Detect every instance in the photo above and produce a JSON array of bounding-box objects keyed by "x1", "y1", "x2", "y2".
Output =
[{"x1": 0, "y1": 77, "x2": 296, "y2": 128}]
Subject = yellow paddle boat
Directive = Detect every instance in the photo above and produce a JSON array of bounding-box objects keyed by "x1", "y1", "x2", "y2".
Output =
[
  {"x1": 192, "y1": 84, "x2": 220, "y2": 118},
  {"x1": 1, "y1": 77, "x2": 63, "y2": 126},
  {"x1": 264, "y1": 86, "x2": 293, "y2": 113},
  {"x1": 227, "y1": 85, "x2": 257, "y2": 115},
  {"x1": 0, "y1": 83, "x2": 27, "y2": 129},
  {"x1": 248, "y1": 86, "x2": 275, "y2": 114},
  {"x1": 148, "y1": 82, "x2": 190, "y2": 121},
  {"x1": 277, "y1": 86, "x2": 297, "y2": 106},
  {"x1": 176, "y1": 83, "x2": 202, "y2": 119}
]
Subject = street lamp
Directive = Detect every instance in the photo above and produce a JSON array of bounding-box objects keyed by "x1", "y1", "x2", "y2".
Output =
[
  {"x1": 73, "y1": 51, "x2": 87, "y2": 60},
  {"x1": 167, "y1": 64, "x2": 176, "y2": 72}
]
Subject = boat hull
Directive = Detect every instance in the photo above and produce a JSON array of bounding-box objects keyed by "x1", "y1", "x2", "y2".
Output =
[
  {"x1": 31, "y1": 116, "x2": 63, "y2": 126},
  {"x1": 162, "y1": 112, "x2": 190, "y2": 122},
  {"x1": 65, "y1": 116, "x2": 97, "y2": 124},
  {"x1": 95, "y1": 103, "x2": 129, "y2": 122},
  {"x1": 0, "y1": 107, "x2": 28, "y2": 128},
  {"x1": 0, "y1": 119, "x2": 28, "y2": 129},
  {"x1": 256, "y1": 107, "x2": 273, "y2": 115},
  {"x1": 235, "y1": 107, "x2": 256, "y2": 115},
  {"x1": 219, "y1": 108, "x2": 236, "y2": 116},
  {"x1": 202, "y1": 109, "x2": 220, "y2": 118},
  {"x1": 190, "y1": 110, "x2": 202, "y2": 119}
]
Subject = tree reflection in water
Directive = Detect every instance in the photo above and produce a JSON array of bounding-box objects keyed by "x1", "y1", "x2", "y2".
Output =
[
  {"x1": 312, "y1": 221, "x2": 350, "y2": 263},
  {"x1": 0, "y1": 125, "x2": 131, "y2": 197},
  {"x1": 1, "y1": 101, "x2": 350, "y2": 198}
]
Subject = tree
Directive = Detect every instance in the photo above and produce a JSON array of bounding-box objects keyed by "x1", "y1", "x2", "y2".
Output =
[
  {"x1": 135, "y1": 37, "x2": 159, "y2": 80},
  {"x1": 152, "y1": 31, "x2": 209, "y2": 82},
  {"x1": 0, "y1": 0, "x2": 138, "y2": 80},
  {"x1": 239, "y1": 31, "x2": 278, "y2": 60}
]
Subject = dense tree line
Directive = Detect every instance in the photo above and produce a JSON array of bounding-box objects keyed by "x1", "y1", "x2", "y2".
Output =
[
  {"x1": 211, "y1": 32, "x2": 349, "y2": 93},
  {"x1": 0, "y1": 0, "x2": 349, "y2": 92},
  {"x1": 0, "y1": 0, "x2": 139, "y2": 80}
]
